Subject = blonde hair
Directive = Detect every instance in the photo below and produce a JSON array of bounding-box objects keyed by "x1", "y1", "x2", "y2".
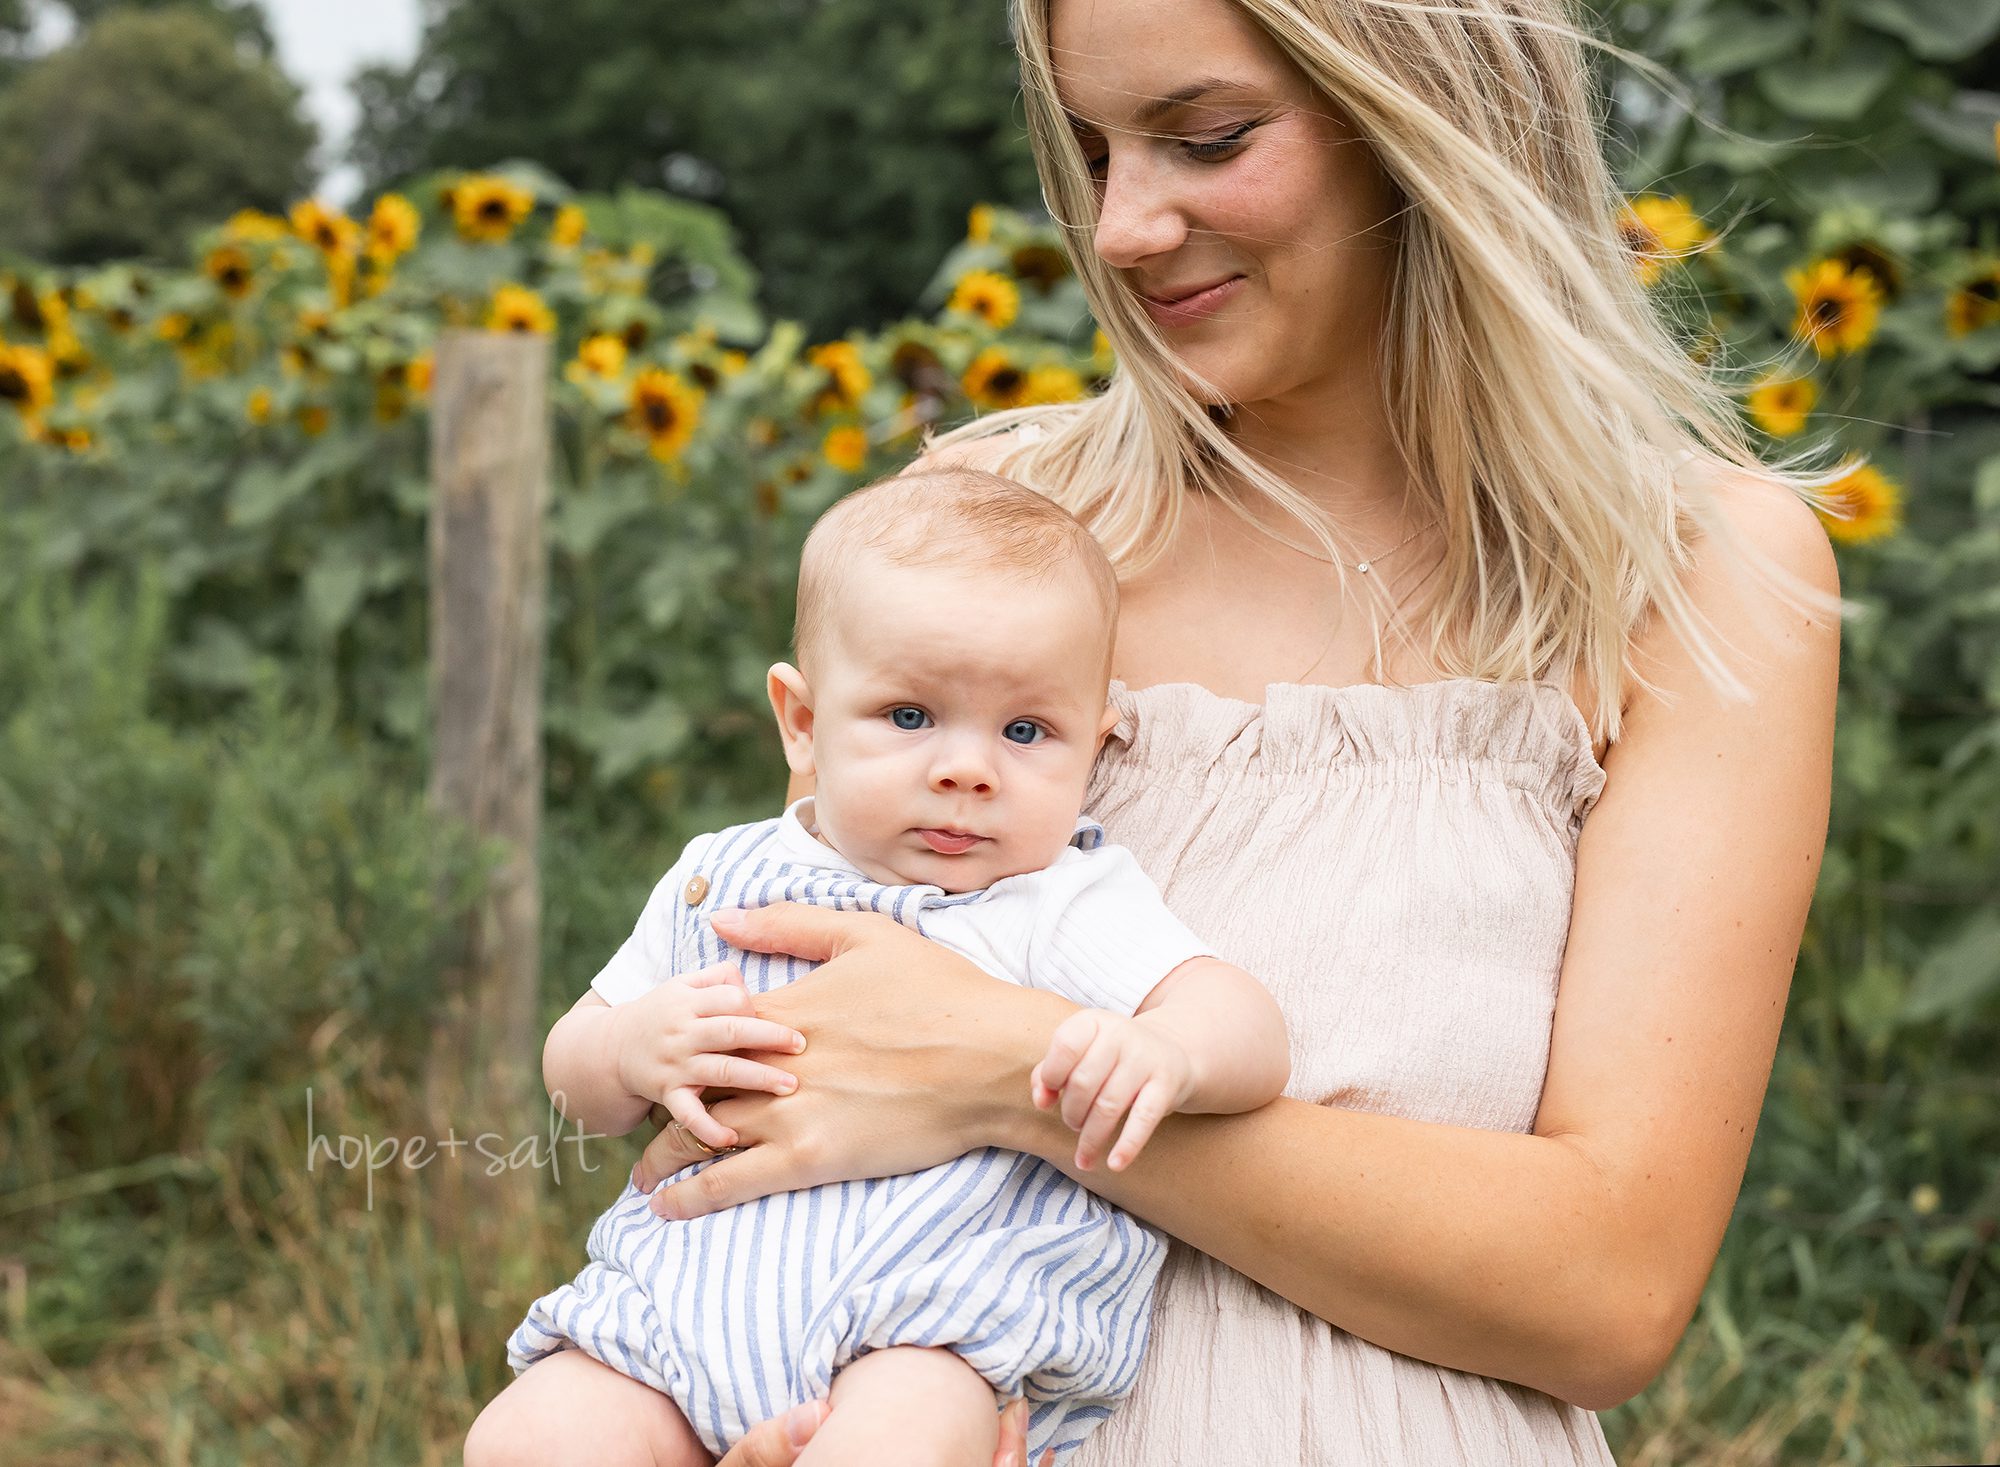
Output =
[
  {"x1": 794, "y1": 466, "x2": 1120, "y2": 679},
  {"x1": 923, "y1": 0, "x2": 1847, "y2": 743}
]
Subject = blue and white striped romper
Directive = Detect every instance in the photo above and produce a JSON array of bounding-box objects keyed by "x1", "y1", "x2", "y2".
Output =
[{"x1": 506, "y1": 798, "x2": 1214, "y2": 1464}]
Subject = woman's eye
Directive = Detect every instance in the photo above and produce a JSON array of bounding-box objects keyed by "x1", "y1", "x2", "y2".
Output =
[
  {"x1": 1184, "y1": 121, "x2": 1255, "y2": 162},
  {"x1": 1003, "y1": 720, "x2": 1045, "y2": 745},
  {"x1": 888, "y1": 707, "x2": 931, "y2": 731}
]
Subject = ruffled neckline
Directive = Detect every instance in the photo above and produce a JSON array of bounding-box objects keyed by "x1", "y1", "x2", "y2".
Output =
[{"x1": 1101, "y1": 677, "x2": 1608, "y2": 820}]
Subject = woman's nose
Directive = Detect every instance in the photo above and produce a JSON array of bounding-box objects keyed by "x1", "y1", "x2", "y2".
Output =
[{"x1": 1091, "y1": 147, "x2": 1189, "y2": 271}]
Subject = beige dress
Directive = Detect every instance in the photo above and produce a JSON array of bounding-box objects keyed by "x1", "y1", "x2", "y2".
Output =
[{"x1": 1068, "y1": 677, "x2": 1618, "y2": 1466}]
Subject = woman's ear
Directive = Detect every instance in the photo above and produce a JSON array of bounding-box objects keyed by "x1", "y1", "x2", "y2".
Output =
[{"x1": 767, "y1": 662, "x2": 817, "y2": 776}]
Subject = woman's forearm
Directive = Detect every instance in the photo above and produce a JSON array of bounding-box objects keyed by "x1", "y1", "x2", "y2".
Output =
[{"x1": 986, "y1": 1026, "x2": 1656, "y2": 1411}]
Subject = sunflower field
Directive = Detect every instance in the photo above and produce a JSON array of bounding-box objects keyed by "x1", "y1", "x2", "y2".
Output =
[{"x1": 2, "y1": 0, "x2": 1999, "y2": 1458}]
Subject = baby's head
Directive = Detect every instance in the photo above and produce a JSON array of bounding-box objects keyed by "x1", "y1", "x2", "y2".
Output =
[{"x1": 768, "y1": 466, "x2": 1121, "y2": 894}]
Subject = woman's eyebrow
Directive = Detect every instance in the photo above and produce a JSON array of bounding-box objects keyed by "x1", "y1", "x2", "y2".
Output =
[{"x1": 1066, "y1": 76, "x2": 1256, "y2": 131}]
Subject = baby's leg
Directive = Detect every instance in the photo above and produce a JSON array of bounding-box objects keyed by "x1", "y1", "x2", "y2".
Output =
[
  {"x1": 795, "y1": 1345, "x2": 1000, "y2": 1467},
  {"x1": 464, "y1": 1347, "x2": 713, "y2": 1467}
]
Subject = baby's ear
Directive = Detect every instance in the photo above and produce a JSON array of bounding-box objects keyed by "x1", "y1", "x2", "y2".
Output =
[
  {"x1": 767, "y1": 662, "x2": 817, "y2": 776},
  {"x1": 1095, "y1": 698, "x2": 1121, "y2": 748}
]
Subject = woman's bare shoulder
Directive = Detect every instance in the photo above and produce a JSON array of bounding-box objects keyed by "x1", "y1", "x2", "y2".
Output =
[{"x1": 903, "y1": 421, "x2": 1047, "y2": 478}]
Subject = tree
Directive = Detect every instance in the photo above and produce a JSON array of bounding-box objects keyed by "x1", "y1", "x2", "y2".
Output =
[
  {"x1": 350, "y1": 0, "x2": 1039, "y2": 335},
  {"x1": 0, "y1": 5, "x2": 314, "y2": 264}
]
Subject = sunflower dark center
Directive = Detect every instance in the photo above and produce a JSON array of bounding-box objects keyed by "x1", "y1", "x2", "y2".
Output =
[{"x1": 0, "y1": 367, "x2": 23, "y2": 399}]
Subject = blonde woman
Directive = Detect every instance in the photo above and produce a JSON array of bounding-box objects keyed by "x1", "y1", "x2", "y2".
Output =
[{"x1": 625, "y1": 0, "x2": 1843, "y2": 1462}]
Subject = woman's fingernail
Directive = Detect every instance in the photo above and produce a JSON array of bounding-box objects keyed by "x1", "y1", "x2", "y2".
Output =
[
  {"x1": 709, "y1": 908, "x2": 744, "y2": 932},
  {"x1": 783, "y1": 1398, "x2": 826, "y2": 1446},
  {"x1": 791, "y1": 1033, "x2": 807, "y2": 1052},
  {"x1": 780, "y1": 1077, "x2": 797, "y2": 1093},
  {"x1": 630, "y1": 1164, "x2": 644, "y2": 1190}
]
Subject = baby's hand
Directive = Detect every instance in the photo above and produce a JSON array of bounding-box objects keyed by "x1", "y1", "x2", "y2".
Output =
[
  {"x1": 1030, "y1": 1010, "x2": 1195, "y2": 1172},
  {"x1": 611, "y1": 963, "x2": 806, "y2": 1151}
]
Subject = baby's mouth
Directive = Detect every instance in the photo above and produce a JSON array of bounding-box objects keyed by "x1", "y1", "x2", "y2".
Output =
[{"x1": 915, "y1": 828, "x2": 985, "y2": 855}]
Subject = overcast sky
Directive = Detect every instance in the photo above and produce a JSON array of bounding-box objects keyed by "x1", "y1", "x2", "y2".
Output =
[{"x1": 258, "y1": 0, "x2": 422, "y2": 203}]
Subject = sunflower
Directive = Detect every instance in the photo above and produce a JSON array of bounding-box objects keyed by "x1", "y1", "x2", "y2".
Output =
[
  {"x1": 37, "y1": 422, "x2": 92, "y2": 453},
  {"x1": 948, "y1": 269, "x2": 1020, "y2": 329},
  {"x1": 962, "y1": 347, "x2": 1030, "y2": 409},
  {"x1": 7, "y1": 277, "x2": 43, "y2": 331},
  {"x1": 205, "y1": 244, "x2": 255, "y2": 299},
  {"x1": 1616, "y1": 195, "x2": 1711, "y2": 286},
  {"x1": 807, "y1": 340, "x2": 872, "y2": 412},
  {"x1": 1829, "y1": 241, "x2": 1902, "y2": 303},
  {"x1": 1746, "y1": 375, "x2": 1816, "y2": 438},
  {"x1": 290, "y1": 199, "x2": 359, "y2": 257},
  {"x1": 246, "y1": 386, "x2": 273, "y2": 425},
  {"x1": 409, "y1": 351, "x2": 434, "y2": 396},
  {"x1": 628, "y1": 366, "x2": 703, "y2": 461},
  {"x1": 453, "y1": 175, "x2": 536, "y2": 243},
  {"x1": 967, "y1": 203, "x2": 996, "y2": 244},
  {"x1": 1787, "y1": 259, "x2": 1882, "y2": 358},
  {"x1": 551, "y1": 203, "x2": 587, "y2": 249},
  {"x1": 1814, "y1": 462, "x2": 1901, "y2": 544},
  {"x1": 1944, "y1": 263, "x2": 2000, "y2": 339},
  {"x1": 0, "y1": 343, "x2": 55, "y2": 417},
  {"x1": 565, "y1": 332, "x2": 629, "y2": 383},
  {"x1": 1021, "y1": 364, "x2": 1087, "y2": 405},
  {"x1": 487, "y1": 283, "x2": 555, "y2": 335},
  {"x1": 1009, "y1": 244, "x2": 1071, "y2": 292},
  {"x1": 298, "y1": 403, "x2": 331, "y2": 437},
  {"x1": 822, "y1": 423, "x2": 869, "y2": 472},
  {"x1": 366, "y1": 193, "x2": 420, "y2": 264},
  {"x1": 224, "y1": 208, "x2": 289, "y2": 243}
]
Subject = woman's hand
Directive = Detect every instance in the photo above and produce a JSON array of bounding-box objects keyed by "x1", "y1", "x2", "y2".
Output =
[
  {"x1": 628, "y1": 902, "x2": 1076, "y2": 1220},
  {"x1": 714, "y1": 1395, "x2": 1053, "y2": 1467}
]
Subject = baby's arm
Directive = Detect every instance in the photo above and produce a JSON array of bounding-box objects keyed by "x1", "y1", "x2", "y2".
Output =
[
  {"x1": 1134, "y1": 956, "x2": 1291, "y2": 1111},
  {"x1": 1031, "y1": 957, "x2": 1289, "y2": 1172}
]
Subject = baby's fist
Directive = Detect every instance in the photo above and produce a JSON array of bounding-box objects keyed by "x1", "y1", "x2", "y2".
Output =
[{"x1": 1029, "y1": 1009, "x2": 1194, "y2": 1172}]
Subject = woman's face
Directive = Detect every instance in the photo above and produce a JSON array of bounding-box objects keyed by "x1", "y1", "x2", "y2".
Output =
[{"x1": 1048, "y1": 0, "x2": 1402, "y2": 409}]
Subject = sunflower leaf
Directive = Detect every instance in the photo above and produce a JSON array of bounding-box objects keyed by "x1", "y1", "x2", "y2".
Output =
[
  {"x1": 1755, "y1": 44, "x2": 1900, "y2": 122},
  {"x1": 1851, "y1": 0, "x2": 2000, "y2": 60}
]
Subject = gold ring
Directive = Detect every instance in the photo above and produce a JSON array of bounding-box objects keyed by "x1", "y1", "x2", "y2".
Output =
[{"x1": 667, "y1": 1119, "x2": 722, "y2": 1157}]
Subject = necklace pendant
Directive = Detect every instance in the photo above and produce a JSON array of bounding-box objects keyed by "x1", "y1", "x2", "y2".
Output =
[{"x1": 1357, "y1": 561, "x2": 1372, "y2": 574}]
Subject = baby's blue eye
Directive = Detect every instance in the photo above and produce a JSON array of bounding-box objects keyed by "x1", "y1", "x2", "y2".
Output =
[
  {"x1": 1003, "y1": 720, "x2": 1045, "y2": 745},
  {"x1": 889, "y1": 706, "x2": 931, "y2": 731}
]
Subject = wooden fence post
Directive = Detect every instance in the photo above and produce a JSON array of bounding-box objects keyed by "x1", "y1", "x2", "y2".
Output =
[{"x1": 425, "y1": 328, "x2": 551, "y2": 1181}]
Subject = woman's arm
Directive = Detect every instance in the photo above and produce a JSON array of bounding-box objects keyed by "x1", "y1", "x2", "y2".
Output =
[{"x1": 650, "y1": 480, "x2": 1838, "y2": 1411}]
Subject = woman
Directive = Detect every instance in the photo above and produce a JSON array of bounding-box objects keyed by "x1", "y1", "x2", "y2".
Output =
[{"x1": 643, "y1": 0, "x2": 1842, "y2": 1461}]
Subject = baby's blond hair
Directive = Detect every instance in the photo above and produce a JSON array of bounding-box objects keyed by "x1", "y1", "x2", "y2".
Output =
[{"x1": 793, "y1": 467, "x2": 1120, "y2": 680}]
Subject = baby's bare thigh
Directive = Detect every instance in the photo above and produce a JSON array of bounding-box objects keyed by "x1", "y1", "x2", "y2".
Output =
[
  {"x1": 464, "y1": 1349, "x2": 712, "y2": 1467},
  {"x1": 797, "y1": 1346, "x2": 1000, "y2": 1467}
]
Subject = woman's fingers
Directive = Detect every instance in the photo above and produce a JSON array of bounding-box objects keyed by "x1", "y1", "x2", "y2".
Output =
[
  {"x1": 708, "y1": 901, "x2": 890, "y2": 962},
  {"x1": 646, "y1": 1140, "x2": 799, "y2": 1221},
  {"x1": 713, "y1": 1398, "x2": 830, "y2": 1465}
]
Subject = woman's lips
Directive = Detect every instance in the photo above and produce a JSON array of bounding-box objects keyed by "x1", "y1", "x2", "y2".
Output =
[
  {"x1": 1138, "y1": 274, "x2": 1245, "y2": 327},
  {"x1": 917, "y1": 829, "x2": 984, "y2": 855}
]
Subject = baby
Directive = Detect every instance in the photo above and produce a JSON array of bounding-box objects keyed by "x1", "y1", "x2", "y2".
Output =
[{"x1": 482, "y1": 467, "x2": 1290, "y2": 1467}]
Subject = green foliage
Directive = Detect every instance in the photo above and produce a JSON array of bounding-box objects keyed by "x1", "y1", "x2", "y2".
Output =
[
  {"x1": 0, "y1": 6, "x2": 314, "y2": 264},
  {"x1": 348, "y1": 0, "x2": 1039, "y2": 334}
]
